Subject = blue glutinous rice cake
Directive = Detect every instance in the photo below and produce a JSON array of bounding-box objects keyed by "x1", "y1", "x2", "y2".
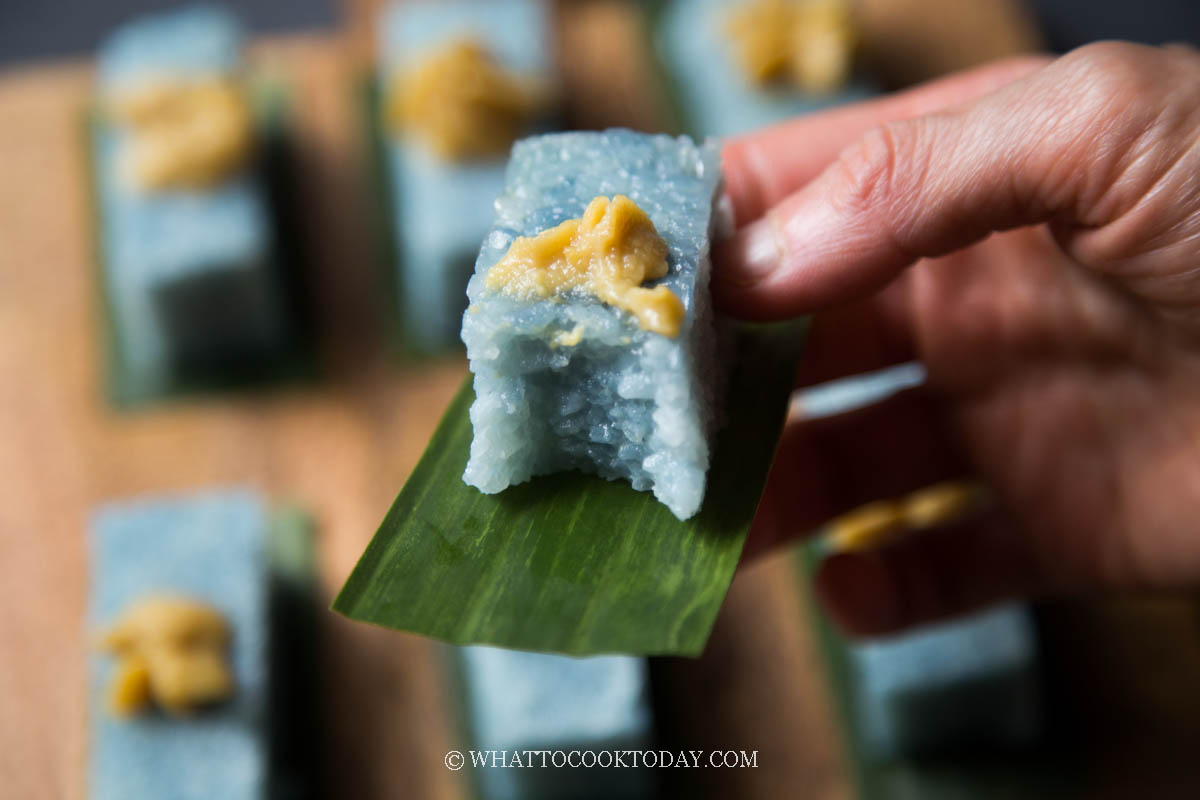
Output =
[
  {"x1": 379, "y1": 0, "x2": 552, "y2": 351},
  {"x1": 656, "y1": 0, "x2": 876, "y2": 139},
  {"x1": 849, "y1": 604, "x2": 1042, "y2": 759},
  {"x1": 88, "y1": 490, "x2": 269, "y2": 800},
  {"x1": 94, "y1": 6, "x2": 293, "y2": 399},
  {"x1": 454, "y1": 647, "x2": 653, "y2": 799},
  {"x1": 461, "y1": 130, "x2": 732, "y2": 520}
]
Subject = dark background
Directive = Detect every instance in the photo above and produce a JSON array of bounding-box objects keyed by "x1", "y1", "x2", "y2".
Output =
[
  {"x1": 0, "y1": 0, "x2": 1199, "y2": 67},
  {"x1": 0, "y1": 0, "x2": 337, "y2": 66}
]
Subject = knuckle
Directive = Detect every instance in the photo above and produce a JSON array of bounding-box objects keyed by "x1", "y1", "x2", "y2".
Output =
[
  {"x1": 831, "y1": 121, "x2": 914, "y2": 213},
  {"x1": 1056, "y1": 42, "x2": 1169, "y2": 119},
  {"x1": 1046, "y1": 42, "x2": 1200, "y2": 222}
]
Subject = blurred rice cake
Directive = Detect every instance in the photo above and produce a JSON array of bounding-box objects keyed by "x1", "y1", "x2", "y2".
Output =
[
  {"x1": 856, "y1": 0, "x2": 1042, "y2": 89},
  {"x1": 849, "y1": 604, "x2": 1042, "y2": 759},
  {"x1": 93, "y1": 6, "x2": 303, "y2": 403},
  {"x1": 377, "y1": 0, "x2": 555, "y2": 352},
  {"x1": 655, "y1": 0, "x2": 877, "y2": 139},
  {"x1": 454, "y1": 647, "x2": 654, "y2": 799},
  {"x1": 88, "y1": 490, "x2": 318, "y2": 799}
]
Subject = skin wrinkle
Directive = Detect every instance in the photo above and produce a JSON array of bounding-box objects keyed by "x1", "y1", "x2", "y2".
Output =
[
  {"x1": 883, "y1": 117, "x2": 946, "y2": 250},
  {"x1": 996, "y1": 91, "x2": 1073, "y2": 226},
  {"x1": 1110, "y1": 105, "x2": 1200, "y2": 221},
  {"x1": 979, "y1": 103, "x2": 1065, "y2": 224},
  {"x1": 1002, "y1": 95, "x2": 1100, "y2": 224},
  {"x1": 1074, "y1": 210, "x2": 1200, "y2": 329},
  {"x1": 1002, "y1": 45, "x2": 1183, "y2": 232},
  {"x1": 1079, "y1": 123, "x2": 1191, "y2": 248},
  {"x1": 1056, "y1": 46, "x2": 1200, "y2": 236},
  {"x1": 833, "y1": 122, "x2": 902, "y2": 213},
  {"x1": 1151, "y1": 160, "x2": 1200, "y2": 250},
  {"x1": 895, "y1": 107, "x2": 1046, "y2": 261},
  {"x1": 822, "y1": 122, "x2": 929, "y2": 276},
  {"x1": 1150, "y1": 243, "x2": 1200, "y2": 306},
  {"x1": 1047, "y1": 109, "x2": 1139, "y2": 225},
  {"x1": 721, "y1": 56, "x2": 1052, "y2": 225},
  {"x1": 1083, "y1": 126, "x2": 1200, "y2": 277}
]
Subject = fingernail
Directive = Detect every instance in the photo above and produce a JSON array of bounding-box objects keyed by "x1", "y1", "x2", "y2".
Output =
[{"x1": 720, "y1": 215, "x2": 783, "y2": 286}]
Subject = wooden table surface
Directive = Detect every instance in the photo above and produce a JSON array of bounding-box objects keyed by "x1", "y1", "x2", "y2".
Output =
[{"x1": 2, "y1": 3, "x2": 1197, "y2": 799}]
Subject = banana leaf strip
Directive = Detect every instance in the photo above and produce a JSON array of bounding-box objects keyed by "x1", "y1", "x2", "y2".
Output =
[{"x1": 333, "y1": 320, "x2": 806, "y2": 656}]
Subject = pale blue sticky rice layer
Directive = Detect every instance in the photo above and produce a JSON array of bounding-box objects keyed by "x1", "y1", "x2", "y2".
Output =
[
  {"x1": 88, "y1": 490, "x2": 269, "y2": 800},
  {"x1": 849, "y1": 604, "x2": 1041, "y2": 760},
  {"x1": 99, "y1": 5, "x2": 242, "y2": 85},
  {"x1": 657, "y1": 0, "x2": 877, "y2": 140},
  {"x1": 456, "y1": 647, "x2": 653, "y2": 800},
  {"x1": 461, "y1": 130, "x2": 729, "y2": 520},
  {"x1": 379, "y1": 0, "x2": 550, "y2": 351},
  {"x1": 96, "y1": 6, "x2": 287, "y2": 393}
]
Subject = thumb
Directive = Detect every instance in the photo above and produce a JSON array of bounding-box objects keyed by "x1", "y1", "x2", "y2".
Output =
[{"x1": 715, "y1": 42, "x2": 1200, "y2": 319}]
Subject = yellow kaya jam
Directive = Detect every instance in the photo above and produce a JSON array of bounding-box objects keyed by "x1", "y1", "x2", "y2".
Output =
[
  {"x1": 484, "y1": 195, "x2": 685, "y2": 338},
  {"x1": 725, "y1": 0, "x2": 857, "y2": 93},
  {"x1": 902, "y1": 481, "x2": 982, "y2": 529},
  {"x1": 552, "y1": 324, "x2": 585, "y2": 348},
  {"x1": 389, "y1": 38, "x2": 546, "y2": 162},
  {"x1": 98, "y1": 595, "x2": 235, "y2": 717},
  {"x1": 827, "y1": 481, "x2": 985, "y2": 552},
  {"x1": 108, "y1": 77, "x2": 254, "y2": 191}
]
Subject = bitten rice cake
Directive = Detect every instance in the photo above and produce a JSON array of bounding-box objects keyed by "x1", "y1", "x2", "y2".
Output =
[{"x1": 461, "y1": 130, "x2": 731, "y2": 520}]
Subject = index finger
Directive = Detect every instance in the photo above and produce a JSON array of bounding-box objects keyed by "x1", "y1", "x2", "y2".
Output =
[{"x1": 722, "y1": 55, "x2": 1050, "y2": 226}]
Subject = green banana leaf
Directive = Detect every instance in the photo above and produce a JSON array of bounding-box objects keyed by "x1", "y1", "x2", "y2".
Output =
[{"x1": 333, "y1": 320, "x2": 807, "y2": 656}]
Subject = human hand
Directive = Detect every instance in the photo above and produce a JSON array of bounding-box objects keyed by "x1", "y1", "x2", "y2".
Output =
[{"x1": 719, "y1": 43, "x2": 1200, "y2": 636}]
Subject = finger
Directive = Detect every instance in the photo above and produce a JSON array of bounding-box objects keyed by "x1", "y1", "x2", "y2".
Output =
[
  {"x1": 744, "y1": 386, "x2": 966, "y2": 560},
  {"x1": 813, "y1": 511, "x2": 1042, "y2": 636},
  {"x1": 722, "y1": 55, "x2": 1050, "y2": 226},
  {"x1": 791, "y1": 275, "x2": 915, "y2": 391},
  {"x1": 715, "y1": 42, "x2": 1200, "y2": 319}
]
